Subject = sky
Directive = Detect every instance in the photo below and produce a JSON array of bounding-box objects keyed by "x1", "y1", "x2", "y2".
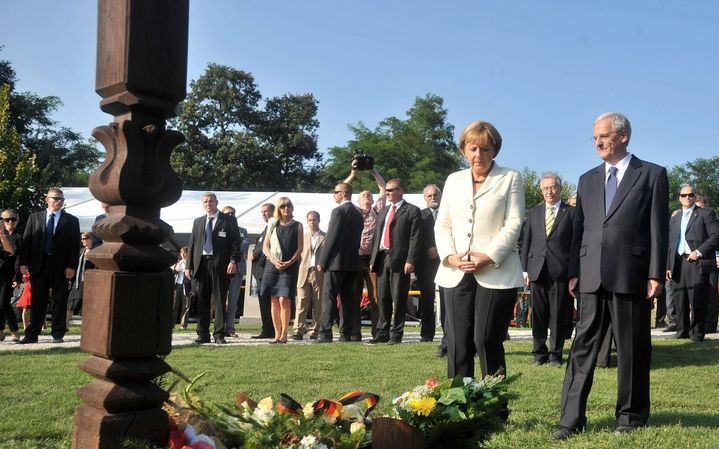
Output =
[{"x1": 2, "y1": 0, "x2": 718, "y2": 189}]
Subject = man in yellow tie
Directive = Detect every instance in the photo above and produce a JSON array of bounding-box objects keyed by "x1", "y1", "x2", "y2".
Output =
[{"x1": 520, "y1": 173, "x2": 576, "y2": 366}]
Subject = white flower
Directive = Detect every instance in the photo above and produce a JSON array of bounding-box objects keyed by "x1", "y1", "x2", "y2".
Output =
[
  {"x1": 463, "y1": 377, "x2": 473, "y2": 386},
  {"x1": 303, "y1": 402, "x2": 315, "y2": 418},
  {"x1": 257, "y1": 396, "x2": 274, "y2": 411},
  {"x1": 300, "y1": 435, "x2": 318, "y2": 447},
  {"x1": 350, "y1": 422, "x2": 366, "y2": 434}
]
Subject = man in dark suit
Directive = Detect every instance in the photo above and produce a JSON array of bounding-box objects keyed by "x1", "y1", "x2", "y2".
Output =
[
  {"x1": 554, "y1": 112, "x2": 669, "y2": 439},
  {"x1": 415, "y1": 184, "x2": 444, "y2": 348},
  {"x1": 666, "y1": 184, "x2": 719, "y2": 342},
  {"x1": 520, "y1": 172, "x2": 575, "y2": 367},
  {"x1": 369, "y1": 178, "x2": 421, "y2": 345},
  {"x1": 18, "y1": 188, "x2": 81, "y2": 344},
  {"x1": 316, "y1": 183, "x2": 364, "y2": 343},
  {"x1": 185, "y1": 192, "x2": 240, "y2": 344},
  {"x1": 250, "y1": 203, "x2": 275, "y2": 339}
]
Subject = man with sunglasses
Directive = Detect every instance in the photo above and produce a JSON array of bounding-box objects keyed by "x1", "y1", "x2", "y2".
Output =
[
  {"x1": 666, "y1": 184, "x2": 719, "y2": 342},
  {"x1": 18, "y1": 188, "x2": 80, "y2": 344}
]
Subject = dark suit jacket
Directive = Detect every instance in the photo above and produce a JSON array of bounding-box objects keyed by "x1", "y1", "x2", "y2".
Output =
[
  {"x1": 251, "y1": 225, "x2": 268, "y2": 281},
  {"x1": 20, "y1": 210, "x2": 81, "y2": 276},
  {"x1": 318, "y1": 202, "x2": 363, "y2": 272},
  {"x1": 521, "y1": 202, "x2": 575, "y2": 282},
  {"x1": 568, "y1": 155, "x2": 669, "y2": 295},
  {"x1": 187, "y1": 211, "x2": 241, "y2": 281},
  {"x1": 369, "y1": 200, "x2": 422, "y2": 273},
  {"x1": 667, "y1": 206, "x2": 719, "y2": 276}
]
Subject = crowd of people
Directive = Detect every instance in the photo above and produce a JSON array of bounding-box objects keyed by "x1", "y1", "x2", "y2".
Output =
[{"x1": 1, "y1": 112, "x2": 718, "y2": 439}]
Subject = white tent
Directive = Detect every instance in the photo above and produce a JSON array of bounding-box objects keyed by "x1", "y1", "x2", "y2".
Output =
[{"x1": 62, "y1": 187, "x2": 426, "y2": 236}]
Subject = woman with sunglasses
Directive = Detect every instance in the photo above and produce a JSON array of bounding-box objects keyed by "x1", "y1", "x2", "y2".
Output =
[
  {"x1": 0, "y1": 209, "x2": 22, "y2": 342},
  {"x1": 261, "y1": 197, "x2": 303, "y2": 343}
]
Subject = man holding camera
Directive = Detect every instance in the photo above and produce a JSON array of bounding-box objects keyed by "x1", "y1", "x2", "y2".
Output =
[{"x1": 343, "y1": 153, "x2": 386, "y2": 339}]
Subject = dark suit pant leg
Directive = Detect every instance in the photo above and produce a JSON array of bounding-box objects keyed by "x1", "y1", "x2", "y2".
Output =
[
  {"x1": 560, "y1": 290, "x2": 611, "y2": 430},
  {"x1": 195, "y1": 259, "x2": 227, "y2": 340},
  {"x1": 445, "y1": 274, "x2": 477, "y2": 378},
  {"x1": 375, "y1": 254, "x2": 392, "y2": 340},
  {"x1": 706, "y1": 271, "x2": 719, "y2": 333},
  {"x1": 609, "y1": 292, "x2": 651, "y2": 427},
  {"x1": 338, "y1": 270, "x2": 360, "y2": 339},
  {"x1": 474, "y1": 284, "x2": 516, "y2": 377},
  {"x1": 0, "y1": 280, "x2": 19, "y2": 332},
  {"x1": 547, "y1": 280, "x2": 570, "y2": 362},
  {"x1": 318, "y1": 271, "x2": 342, "y2": 340},
  {"x1": 416, "y1": 265, "x2": 436, "y2": 340},
  {"x1": 675, "y1": 260, "x2": 707, "y2": 339},
  {"x1": 530, "y1": 282, "x2": 551, "y2": 362},
  {"x1": 258, "y1": 290, "x2": 274, "y2": 337},
  {"x1": 665, "y1": 279, "x2": 677, "y2": 326},
  {"x1": 389, "y1": 270, "x2": 411, "y2": 341},
  {"x1": 26, "y1": 272, "x2": 51, "y2": 339},
  {"x1": 438, "y1": 287, "x2": 447, "y2": 351}
]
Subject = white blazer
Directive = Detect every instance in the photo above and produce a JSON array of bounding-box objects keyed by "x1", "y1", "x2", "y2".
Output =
[{"x1": 434, "y1": 164, "x2": 525, "y2": 289}]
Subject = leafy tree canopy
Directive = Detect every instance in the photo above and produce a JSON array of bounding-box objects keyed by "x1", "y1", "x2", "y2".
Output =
[
  {"x1": 667, "y1": 156, "x2": 719, "y2": 214},
  {"x1": 322, "y1": 94, "x2": 463, "y2": 193},
  {"x1": 170, "y1": 63, "x2": 323, "y2": 191}
]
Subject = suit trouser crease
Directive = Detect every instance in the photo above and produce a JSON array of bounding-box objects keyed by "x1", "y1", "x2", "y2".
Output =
[
  {"x1": 560, "y1": 289, "x2": 651, "y2": 430},
  {"x1": 376, "y1": 252, "x2": 410, "y2": 341},
  {"x1": 673, "y1": 258, "x2": 708, "y2": 339},
  {"x1": 531, "y1": 279, "x2": 569, "y2": 362},
  {"x1": 196, "y1": 257, "x2": 227, "y2": 340},
  {"x1": 319, "y1": 270, "x2": 358, "y2": 339},
  {"x1": 445, "y1": 274, "x2": 515, "y2": 379}
]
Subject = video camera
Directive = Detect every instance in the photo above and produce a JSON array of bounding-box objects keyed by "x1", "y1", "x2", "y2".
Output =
[{"x1": 352, "y1": 149, "x2": 374, "y2": 171}]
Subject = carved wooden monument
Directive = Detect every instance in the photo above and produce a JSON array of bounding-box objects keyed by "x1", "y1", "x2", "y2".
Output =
[{"x1": 72, "y1": 1, "x2": 189, "y2": 447}]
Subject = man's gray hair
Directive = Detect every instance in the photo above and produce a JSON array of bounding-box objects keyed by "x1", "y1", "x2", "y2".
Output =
[
  {"x1": 678, "y1": 183, "x2": 696, "y2": 194},
  {"x1": 539, "y1": 172, "x2": 563, "y2": 189},
  {"x1": 594, "y1": 112, "x2": 632, "y2": 141},
  {"x1": 202, "y1": 191, "x2": 218, "y2": 201},
  {"x1": 423, "y1": 184, "x2": 441, "y2": 195}
]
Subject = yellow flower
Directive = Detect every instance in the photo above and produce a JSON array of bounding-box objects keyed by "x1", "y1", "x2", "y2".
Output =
[
  {"x1": 257, "y1": 396, "x2": 274, "y2": 411},
  {"x1": 303, "y1": 402, "x2": 315, "y2": 418},
  {"x1": 407, "y1": 396, "x2": 437, "y2": 416}
]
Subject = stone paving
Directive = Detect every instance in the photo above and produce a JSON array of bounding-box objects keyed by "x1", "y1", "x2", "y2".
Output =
[{"x1": 2, "y1": 324, "x2": 714, "y2": 352}]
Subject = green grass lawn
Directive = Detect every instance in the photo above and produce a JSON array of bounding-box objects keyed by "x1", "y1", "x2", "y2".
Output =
[{"x1": 1, "y1": 329, "x2": 718, "y2": 449}]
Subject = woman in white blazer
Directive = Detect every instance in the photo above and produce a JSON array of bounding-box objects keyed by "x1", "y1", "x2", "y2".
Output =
[{"x1": 435, "y1": 120, "x2": 525, "y2": 380}]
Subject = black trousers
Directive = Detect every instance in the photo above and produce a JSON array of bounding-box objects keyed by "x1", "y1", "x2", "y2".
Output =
[
  {"x1": 444, "y1": 273, "x2": 516, "y2": 379},
  {"x1": 376, "y1": 252, "x2": 411, "y2": 342},
  {"x1": 530, "y1": 276, "x2": 570, "y2": 363},
  {"x1": 26, "y1": 257, "x2": 70, "y2": 340},
  {"x1": 195, "y1": 257, "x2": 228, "y2": 340},
  {"x1": 318, "y1": 269, "x2": 358, "y2": 340},
  {"x1": 705, "y1": 271, "x2": 718, "y2": 333},
  {"x1": 673, "y1": 257, "x2": 709, "y2": 340},
  {"x1": 0, "y1": 279, "x2": 19, "y2": 332},
  {"x1": 560, "y1": 288, "x2": 651, "y2": 430},
  {"x1": 415, "y1": 259, "x2": 439, "y2": 341},
  {"x1": 356, "y1": 254, "x2": 378, "y2": 337}
]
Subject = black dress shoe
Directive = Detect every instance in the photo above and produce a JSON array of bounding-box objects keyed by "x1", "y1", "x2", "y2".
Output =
[
  {"x1": 386, "y1": 339, "x2": 401, "y2": 345},
  {"x1": 314, "y1": 338, "x2": 333, "y2": 343},
  {"x1": 552, "y1": 426, "x2": 583, "y2": 440},
  {"x1": 309, "y1": 334, "x2": 317, "y2": 340},
  {"x1": 250, "y1": 334, "x2": 273, "y2": 339},
  {"x1": 613, "y1": 425, "x2": 638, "y2": 435},
  {"x1": 367, "y1": 337, "x2": 389, "y2": 344},
  {"x1": 436, "y1": 347, "x2": 447, "y2": 358},
  {"x1": 663, "y1": 324, "x2": 677, "y2": 332},
  {"x1": 691, "y1": 336, "x2": 705, "y2": 342},
  {"x1": 532, "y1": 360, "x2": 546, "y2": 367},
  {"x1": 291, "y1": 333, "x2": 304, "y2": 340},
  {"x1": 420, "y1": 337, "x2": 433, "y2": 343},
  {"x1": 350, "y1": 335, "x2": 362, "y2": 342},
  {"x1": 214, "y1": 337, "x2": 227, "y2": 344},
  {"x1": 17, "y1": 336, "x2": 38, "y2": 344},
  {"x1": 51, "y1": 338, "x2": 65, "y2": 344},
  {"x1": 194, "y1": 337, "x2": 211, "y2": 344},
  {"x1": 548, "y1": 360, "x2": 562, "y2": 368},
  {"x1": 338, "y1": 336, "x2": 350, "y2": 342}
]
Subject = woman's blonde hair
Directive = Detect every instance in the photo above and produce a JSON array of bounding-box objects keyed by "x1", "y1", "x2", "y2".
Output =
[{"x1": 273, "y1": 197, "x2": 294, "y2": 221}]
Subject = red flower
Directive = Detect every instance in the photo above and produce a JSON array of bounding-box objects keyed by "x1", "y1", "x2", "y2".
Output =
[
  {"x1": 168, "y1": 418, "x2": 187, "y2": 449},
  {"x1": 425, "y1": 377, "x2": 439, "y2": 389}
]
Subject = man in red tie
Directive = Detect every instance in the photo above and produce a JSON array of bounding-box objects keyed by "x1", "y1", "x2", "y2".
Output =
[{"x1": 368, "y1": 179, "x2": 421, "y2": 344}]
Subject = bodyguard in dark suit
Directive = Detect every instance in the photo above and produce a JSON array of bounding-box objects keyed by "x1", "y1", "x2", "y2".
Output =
[
  {"x1": 666, "y1": 184, "x2": 719, "y2": 342},
  {"x1": 18, "y1": 188, "x2": 81, "y2": 344},
  {"x1": 554, "y1": 113, "x2": 669, "y2": 440},
  {"x1": 250, "y1": 203, "x2": 275, "y2": 339},
  {"x1": 520, "y1": 173, "x2": 575, "y2": 367},
  {"x1": 185, "y1": 192, "x2": 240, "y2": 344},
  {"x1": 415, "y1": 184, "x2": 445, "y2": 347},
  {"x1": 316, "y1": 183, "x2": 364, "y2": 342},
  {"x1": 369, "y1": 178, "x2": 421, "y2": 344}
]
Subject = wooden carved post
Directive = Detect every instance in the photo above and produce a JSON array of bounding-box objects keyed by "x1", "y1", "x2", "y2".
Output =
[{"x1": 72, "y1": 1, "x2": 188, "y2": 448}]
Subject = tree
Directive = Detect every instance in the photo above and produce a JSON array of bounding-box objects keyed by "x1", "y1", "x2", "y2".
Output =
[
  {"x1": 170, "y1": 63, "x2": 323, "y2": 191},
  {"x1": 0, "y1": 84, "x2": 43, "y2": 218},
  {"x1": 1, "y1": 52, "x2": 102, "y2": 189},
  {"x1": 322, "y1": 94, "x2": 463, "y2": 192},
  {"x1": 667, "y1": 156, "x2": 719, "y2": 213}
]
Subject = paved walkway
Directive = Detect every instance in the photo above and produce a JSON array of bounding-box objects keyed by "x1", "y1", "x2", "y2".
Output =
[{"x1": 2, "y1": 325, "x2": 713, "y2": 352}]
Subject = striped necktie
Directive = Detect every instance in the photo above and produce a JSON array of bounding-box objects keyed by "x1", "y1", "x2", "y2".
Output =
[{"x1": 545, "y1": 207, "x2": 555, "y2": 236}]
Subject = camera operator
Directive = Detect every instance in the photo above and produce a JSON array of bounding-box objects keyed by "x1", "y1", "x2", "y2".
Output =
[{"x1": 343, "y1": 155, "x2": 386, "y2": 339}]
